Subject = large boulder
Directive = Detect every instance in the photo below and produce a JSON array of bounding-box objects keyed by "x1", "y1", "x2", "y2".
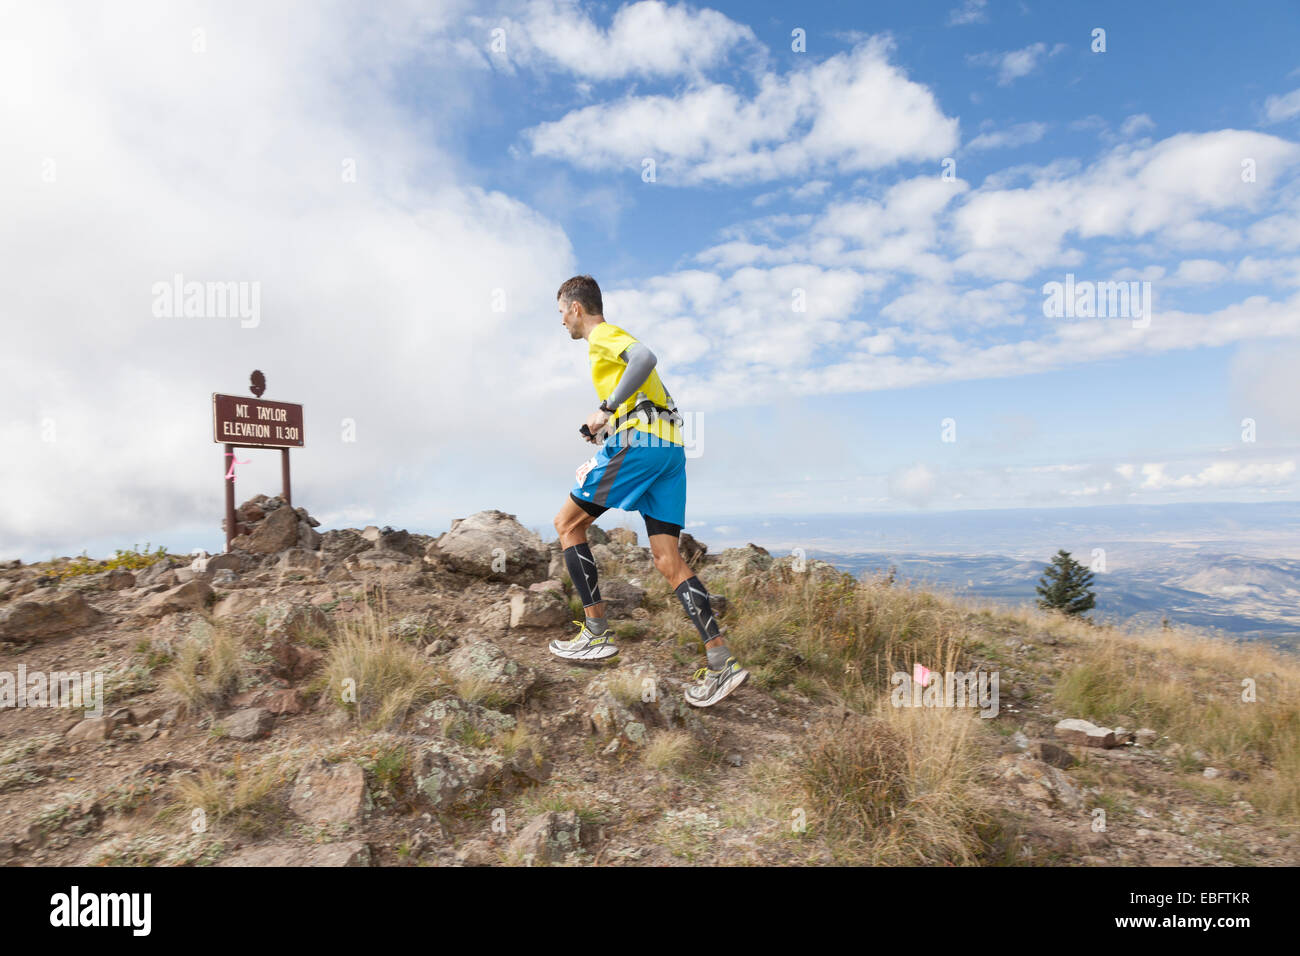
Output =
[
  {"x1": 263, "y1": 602, "x2": 330, "y2": 643},
  {"x1": 230, "y1": 505, "x2": 300, "y2": 554},
  {"x1": 277, "y1": 549, "x2": 322, "y2": 573},
  {"x1": 428, "y1": 510, "x2": 549, "y2": 584},
  {"x1": 212, "y1": 588, "x2": 268, "y2": 620},
  {"x1": 0, "y1": 589, "x2": 100, "y2": 642},
  {"x1": 206, "y1": 552, "x2": 245, "y2": 573},
  {"x1": 226, "y1": 497, "x2": 322, "y2": 554}
]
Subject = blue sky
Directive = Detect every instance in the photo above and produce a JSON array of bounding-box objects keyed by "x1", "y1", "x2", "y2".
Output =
[{"x1": 2, "y1": 0, "x2": 1300, "y2": 560}]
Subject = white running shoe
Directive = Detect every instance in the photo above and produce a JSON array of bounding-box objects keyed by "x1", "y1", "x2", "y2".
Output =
[
  {"x1": 684, "y1": 656, "x2": 749, "y2": 707},
  {"x1": 549, "y1": 619, "x2": 620, "y2": 661}
]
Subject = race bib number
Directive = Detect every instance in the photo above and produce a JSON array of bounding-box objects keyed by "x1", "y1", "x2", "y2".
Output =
[{"x1": 575, "y1": 456, "x2": 597, "y2": 484}]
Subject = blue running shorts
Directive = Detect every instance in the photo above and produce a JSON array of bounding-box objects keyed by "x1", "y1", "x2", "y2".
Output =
[{"x1": 570, "y1": 428, "x2": 686, "y2": 530}]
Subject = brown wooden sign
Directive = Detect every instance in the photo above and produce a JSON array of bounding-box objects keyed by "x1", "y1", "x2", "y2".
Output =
[{"x1": 212, "y1": 393, "x2": 304, "y2": 448}]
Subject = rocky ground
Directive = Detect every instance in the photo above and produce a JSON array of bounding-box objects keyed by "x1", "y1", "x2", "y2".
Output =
[{"x1": 0, "y1": 496, "x2": 1295, "y2": 866}]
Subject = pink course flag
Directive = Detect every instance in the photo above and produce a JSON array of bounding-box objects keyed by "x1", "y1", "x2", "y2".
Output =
[
  {"x1": 913, "y1": 662, "x2": 934, "y2": 688},
  {"x1": 225, "y1": 451, "x2": 251, "y2": 480}
]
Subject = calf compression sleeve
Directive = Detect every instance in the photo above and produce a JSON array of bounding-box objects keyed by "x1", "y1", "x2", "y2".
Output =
[
  {"x1": 675, "y1": 575, "x2": 725, "y2": 652},
  {"x1": 564, "y1": 543, "x2": 602, "y2": 608}
]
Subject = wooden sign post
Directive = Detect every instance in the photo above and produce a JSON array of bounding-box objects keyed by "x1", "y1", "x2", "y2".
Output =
[{"x1": 213, "y1": 372, "x2": 305, "y2": 552}]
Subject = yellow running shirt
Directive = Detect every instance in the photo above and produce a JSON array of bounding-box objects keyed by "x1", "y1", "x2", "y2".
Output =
[{"x1": 587, "y1": 321, "x2": 683, "y2": 446}]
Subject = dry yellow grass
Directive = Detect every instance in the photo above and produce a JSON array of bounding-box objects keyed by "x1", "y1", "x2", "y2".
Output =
[
  {"x1": 605, "y1": 669, "x2": 653, "y2": 707},
  {"x1": 642, "y1": 729, "x2": 694, "y2": 771},
  {"x1": 163, "y1": 619, "x2": 244, "y2": 712},
  {"x1": 795, "y1": 704, "x2": 995, "y2": 866},
  {"x1": 714, "y1": 568, "x2": 971, "y2": 705},
  {"x1": 321, "y1": 597, "x2": 440, "y2": 730},
  {"x1": 172, "y1": 753, "x2": 289, "y2": 835}
]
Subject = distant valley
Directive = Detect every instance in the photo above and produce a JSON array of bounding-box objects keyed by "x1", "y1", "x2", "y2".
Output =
[{"x1": 690, "y1": 501, "x2": 1300, "y2": 652}]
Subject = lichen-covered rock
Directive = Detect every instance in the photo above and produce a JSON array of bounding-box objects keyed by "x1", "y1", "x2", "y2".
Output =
[
  {"x1": 412, "y1": 739, "x2": 508, "y2": 810},
  {"x1": 445, "y1": 641, "x2": 536, "y2": 704},
  {"x1": 509, "y1": 810, "x2": 583, "y2": 864},
  {"x1": 411, "y1": 697, "x2": 517, "y2": 738},
  {"x1": 584, "y1": 663, "x2": 694, "y2": 747}
]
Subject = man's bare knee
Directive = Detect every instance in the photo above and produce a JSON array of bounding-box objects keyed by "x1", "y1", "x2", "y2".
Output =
[{"x1": 652, "y1": 549, "x2": 686, "y2": 578}]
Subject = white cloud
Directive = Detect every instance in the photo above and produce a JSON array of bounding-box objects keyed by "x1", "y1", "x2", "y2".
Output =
[
  {"x1": 699, "y1": 175, "x2": 967, "y2": 281},
  {"x1": 947, "y1": 0, "x2": 988, "y2": 26},
  {"x1": 967, "y1": 41, "x2": 1065, "y2": 86},
  {"x1": 951, "y1": 130, "x2": 1300, "y2": 279},
  {"x1": 524, "y1": 37, "x2": 960, "y2": 184},
  {"x1": 471, "y1": 0, "x2": 757, "y2": 80},
  {"x1": 1133, "y1": 460, "x2": 1297, "y2": 490},
  {"x1": 1263, "y1": 88, "x2": 1300, "y2": 124},
  {"x1": 1174, "y1": 258, "x2": 1231, "y2": 283},
  {"x1": 0, "y1": 0, "x2": 589, "y2": 558},
  {"x1": 965, "y1": 121, "x2": 1047, "y2": 152},
  {"x1": 1120, "y1": 113, "x2": 1156, "y2": 137}
]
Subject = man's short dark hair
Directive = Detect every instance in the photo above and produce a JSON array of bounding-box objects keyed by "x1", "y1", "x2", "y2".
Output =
[{"x1": 557, "y1": 275, "x2": 603, "y2": 317}]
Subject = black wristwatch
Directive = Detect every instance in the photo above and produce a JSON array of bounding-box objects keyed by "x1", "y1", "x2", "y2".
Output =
[{"x1": 599, "y1": 399, "x2": 614, "y2": 414}]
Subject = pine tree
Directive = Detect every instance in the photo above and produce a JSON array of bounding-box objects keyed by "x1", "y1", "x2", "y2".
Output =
[{"x1": 1035, "y1": 549, "x2": 1096, "y2": 617}]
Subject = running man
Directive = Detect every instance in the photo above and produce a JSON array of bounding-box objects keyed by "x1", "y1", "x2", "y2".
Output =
[{"x1": 549, "y1": 275, "x2": 748, "y2": 708}]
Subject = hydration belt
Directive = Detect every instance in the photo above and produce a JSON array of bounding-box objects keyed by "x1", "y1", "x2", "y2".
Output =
[{"x1": 607, "y1": 398, "x2": 684, "y2": 434}]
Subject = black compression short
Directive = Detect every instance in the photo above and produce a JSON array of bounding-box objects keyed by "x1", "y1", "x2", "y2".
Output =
[{"x1": 569, "y1": 492, "x2": 681, "y2": 537}]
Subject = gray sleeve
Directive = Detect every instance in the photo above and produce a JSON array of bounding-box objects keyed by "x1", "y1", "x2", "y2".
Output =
[{"x1": 606, "y1": 342, "x2": 657, "y2": 409}]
